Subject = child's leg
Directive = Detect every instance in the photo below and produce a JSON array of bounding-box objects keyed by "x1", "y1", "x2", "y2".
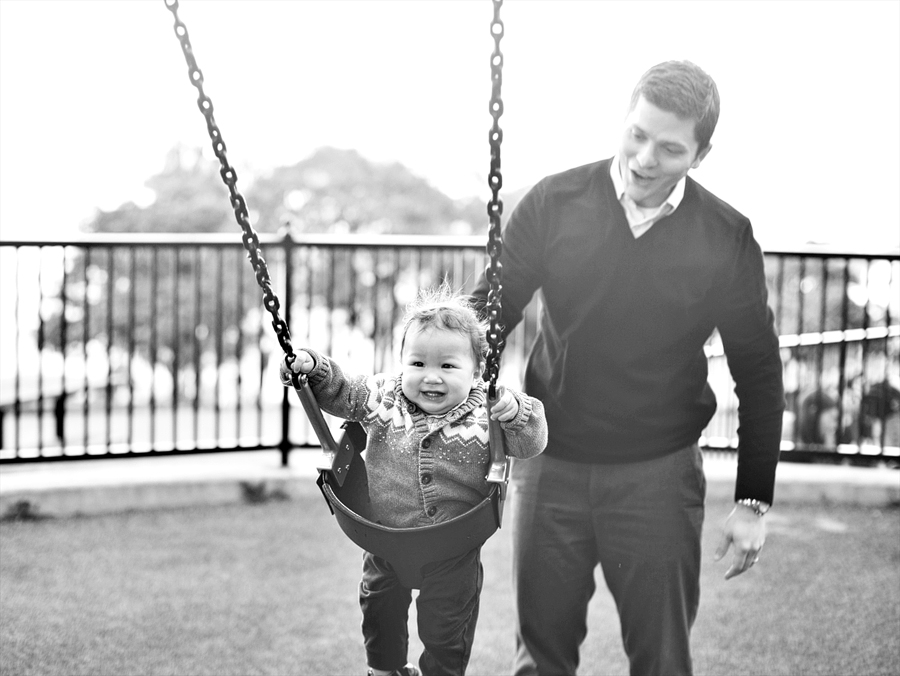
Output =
[
  {"x1": 416, "y1": 547, "x2": 483, "y2": 676},
  {"x1": 360, "y1": 551, "x2": 413, "y2": 672}
]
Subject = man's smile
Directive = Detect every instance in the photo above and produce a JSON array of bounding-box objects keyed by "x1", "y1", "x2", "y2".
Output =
[{"x1": 629, "y1": 168, "x2": 656, "y2": 184}]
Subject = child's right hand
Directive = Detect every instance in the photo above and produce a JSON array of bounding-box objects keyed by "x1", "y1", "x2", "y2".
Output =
[
  {"x1": 490, "y1": 387, "x2": 519, "y2": 422},
  {"x1": 279, "y1": 350, "x2": 314, "y2": 387},
  {"x1": 290, "y1": 350, "x2": 315, "y2": 374}
]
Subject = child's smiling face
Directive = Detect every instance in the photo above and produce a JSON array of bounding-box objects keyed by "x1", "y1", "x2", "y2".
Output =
[{"x1": 400, "y1": 323, "x2": 481, "y2": 415}]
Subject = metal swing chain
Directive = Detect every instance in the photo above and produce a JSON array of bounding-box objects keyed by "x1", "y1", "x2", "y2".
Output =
[
  {"x1": 485, "y1": 0, "x2": 505, "y2": 400},
  {"x1": 164, "y1": 0, "x2": 297, "y2": 366},
  {"x1": 166, "y1": 0, "x2": 503, "y2": 391}
]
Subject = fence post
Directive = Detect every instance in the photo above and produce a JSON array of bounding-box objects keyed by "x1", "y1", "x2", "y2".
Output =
[
  {"x1": 279, "y1": 225, "x2": 294, "y2": 467},
  {"x1": 54, "y1": 393, "x2": 66, "y2": 447}
]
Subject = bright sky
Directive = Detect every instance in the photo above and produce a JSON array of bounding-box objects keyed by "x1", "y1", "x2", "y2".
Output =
[{"x1": 1, "y1": 0, "x2": 898, "y2": 252}]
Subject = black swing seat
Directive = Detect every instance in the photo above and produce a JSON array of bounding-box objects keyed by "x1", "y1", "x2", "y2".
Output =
[{"x1": 317, "y1": 420, "x2": 504, "y2": 589}]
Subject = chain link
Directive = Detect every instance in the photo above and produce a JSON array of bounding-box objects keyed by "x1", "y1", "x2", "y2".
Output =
[
  {"x1": 485, "y1": 0, "x2": 505, "y2": 398},
  {"x1": 164, "y1": 0, "x2": 297, "y2": 363}
]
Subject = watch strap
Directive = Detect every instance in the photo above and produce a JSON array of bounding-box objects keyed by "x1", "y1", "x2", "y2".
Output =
[{"x1": 736, "y1": 498, "x2": 770, "y2": 516}]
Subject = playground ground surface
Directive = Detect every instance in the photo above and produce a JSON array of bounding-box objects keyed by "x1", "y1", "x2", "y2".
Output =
[{"x1": 1, "y1": 452, "x2": 898, "y2": 676}]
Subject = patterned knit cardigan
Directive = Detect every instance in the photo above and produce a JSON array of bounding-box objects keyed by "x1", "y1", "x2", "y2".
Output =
[{"x1": 284, "y1": 349, "x2": 547, "y2": 528}]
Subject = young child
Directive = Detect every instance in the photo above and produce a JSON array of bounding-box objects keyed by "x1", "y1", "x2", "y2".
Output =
[{"x1": 280, "y1": 285, "x2": 547, "y2": 676}]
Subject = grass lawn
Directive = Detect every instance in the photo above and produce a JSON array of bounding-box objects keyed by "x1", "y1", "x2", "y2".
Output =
[{"x1": 1, "y1": 481, "x2": 898, "y2": 676}]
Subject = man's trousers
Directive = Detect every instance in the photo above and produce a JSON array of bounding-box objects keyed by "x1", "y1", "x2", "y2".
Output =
[{"x1": 510, "y1": 445, "x2": 706, "y2": 676}]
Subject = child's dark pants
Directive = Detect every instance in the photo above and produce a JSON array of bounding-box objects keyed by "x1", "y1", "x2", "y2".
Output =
[{"x1": 360, "y1": 547, "x2": 483, "y2": 676}]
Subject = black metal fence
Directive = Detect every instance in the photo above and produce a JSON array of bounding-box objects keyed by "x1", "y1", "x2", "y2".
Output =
[{"x1": 1, "y1": 234, "x2": 897, "y2": 466}]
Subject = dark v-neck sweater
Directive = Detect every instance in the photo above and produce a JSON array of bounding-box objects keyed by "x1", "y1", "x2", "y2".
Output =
[{"x1": 475, "y1": 158, "x2": 784, "y2": 503}]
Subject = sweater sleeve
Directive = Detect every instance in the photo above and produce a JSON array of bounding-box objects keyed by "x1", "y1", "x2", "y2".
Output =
[
  {"x1": 714, "y1": 225, "x2": 785, "y2": 505},
  {"x1": 499, "y1": 389, "x2": 549, "y2": 460},
  {"x1": 301, "y1": 348, "x2": 388, "y2": 423}
]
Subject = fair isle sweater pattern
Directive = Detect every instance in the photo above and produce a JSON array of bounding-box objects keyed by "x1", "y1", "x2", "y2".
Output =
[{"x1": 300, "y1": 349, "x2": 547, "y2": 528}]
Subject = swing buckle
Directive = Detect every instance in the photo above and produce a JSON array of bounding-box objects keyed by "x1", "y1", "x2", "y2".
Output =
[
  {"x1": 485, "y1": 393, "x2": 510, "y2": 485},
  {"x1": 315, "y1": 421, "x2": 356, "y2": 487},
  {"x1": 290, "y1": 371, "x2": 353, "y2": 486},
  {"x1": 485, "y1": 458, "x2": 509, "y2": 485}
]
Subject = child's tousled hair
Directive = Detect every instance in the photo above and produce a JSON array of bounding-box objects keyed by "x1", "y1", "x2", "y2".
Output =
[{"x1": 400, "y1": 283, "x2": 488, "y2": 369}]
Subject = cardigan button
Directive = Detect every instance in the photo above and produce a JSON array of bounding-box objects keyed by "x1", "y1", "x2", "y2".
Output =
[
  {"x1": 426, "y1": 506, "x2": 437, "y2": 517},
  {"x1": 407, "y1": 403, "x2": 416, "y2": 413},
  {"x1": 421, "y1": 473, "x2": 432, "y2": 485},
  {"x1": 421, "y1": 438, "x2": 431, "y2": 449}
]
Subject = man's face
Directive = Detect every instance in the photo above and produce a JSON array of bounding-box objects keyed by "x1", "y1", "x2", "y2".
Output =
[{"x1": 618, "y1": 94, "x2": 710, "y2": 208}]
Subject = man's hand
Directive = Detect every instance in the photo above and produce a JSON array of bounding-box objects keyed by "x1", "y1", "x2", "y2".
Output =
[{"x1": 713, "y1": 503, "x2": 767, "y2": 580}]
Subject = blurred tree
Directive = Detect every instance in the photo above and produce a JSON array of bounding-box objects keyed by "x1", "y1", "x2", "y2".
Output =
[
  {"x1": 91, "y1": 145, "x2": 234, "y2": 234},
  {"x1": 38, "y1": 145, "x2": 500, "y2": 393},
  {"x1": 247, "y1": 147, "x2": 481, "y2": 235}
]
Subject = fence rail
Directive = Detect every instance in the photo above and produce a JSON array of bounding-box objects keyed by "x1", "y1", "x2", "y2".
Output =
[{"x1": 1, "y1": 234, "x2": 898, "y2": 466}]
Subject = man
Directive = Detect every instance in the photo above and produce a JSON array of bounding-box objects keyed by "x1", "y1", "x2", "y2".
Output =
[{"x1": 471, "y1": 60, "x2": 785, "y2": 676}]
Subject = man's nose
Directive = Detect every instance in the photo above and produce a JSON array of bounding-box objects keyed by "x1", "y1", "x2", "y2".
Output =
[{"x1": 636, "y1": 143, "x2": 657, "y2": 168}]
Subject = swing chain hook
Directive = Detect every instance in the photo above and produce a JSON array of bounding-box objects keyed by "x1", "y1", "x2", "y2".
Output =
[
  {"x1": 164, "y1": 0, "x2": 297, "y2": 365},
  {"x1": 485, "y1": 0, "x2": 505, "y2": 399}
]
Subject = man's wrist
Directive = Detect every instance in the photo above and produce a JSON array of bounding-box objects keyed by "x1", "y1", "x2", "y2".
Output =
[{"x1": 735, "y1": 498, "x2": 771, "y2": 516}]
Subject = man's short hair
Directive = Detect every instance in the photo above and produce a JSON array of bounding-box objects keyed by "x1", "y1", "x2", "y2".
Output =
[{"x1": 630, "y1": 60, "x2": 720, "y2": 154}]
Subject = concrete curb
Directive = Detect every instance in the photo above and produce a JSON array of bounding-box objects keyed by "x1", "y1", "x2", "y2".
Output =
[
  {"x1": 1, "y1": 451, "x2": 897, "y2": 519},
  {"x1": 0, "y1": 450, "x2": 314, "y2": 519}
]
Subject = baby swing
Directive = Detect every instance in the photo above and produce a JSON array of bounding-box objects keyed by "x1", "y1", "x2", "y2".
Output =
[{"x1": 165, "y1": 0, "x2": 509, "y2": 589}]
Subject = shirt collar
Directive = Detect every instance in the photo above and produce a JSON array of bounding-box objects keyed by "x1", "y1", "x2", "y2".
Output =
[{"x1": 610, "y1": 154, "x2": 687, "y2": 214}]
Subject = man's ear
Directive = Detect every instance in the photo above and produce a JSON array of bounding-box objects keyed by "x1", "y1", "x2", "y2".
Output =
[{"x1": 691, "y1": 143, "x2": 712, "y2": 170}]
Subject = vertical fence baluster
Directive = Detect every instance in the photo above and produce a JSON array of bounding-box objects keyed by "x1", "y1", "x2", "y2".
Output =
[
  {"x1": 301, "y1": 246, "x2": 314, "y2": 446},
  {"x1": 104, "y1": 247, "x2": 113, "y2": 452},
  {"x1": 83, "y1": 248, "x2": 91, "y2": 453},
  {"x1": 836, "y1": 257, "x2": 851, "y2": 450},
  {"x1": 388, "y1": 248, "x2": 401, "y2": 368},
  {"x1": 255, "y1": 256, "x2": 265, "y2": 444},
  {"x1": 36, "y1": 248, "x2": 45, "y2": 453},
  {"x1": 192, "y1": 247, "x2": 202, "y2": 448},
  {"x1": 60, "y1": 247, "x2": 69, "y2": 454},
  {"x1": 880, "y1": 261, "x2": 897, "y2": 449},
  {"x1": 812, "y1": 258, "x2": 827, "y2": 415},
  {"x1": 857, "y1": 260, "x2": 872, "y2": 446},
  {"x1": 236, "y1": 250, "x2": 244, "y2": 446},
  {"x1": 326, "y1": 248, "x2": 336, "y2": 358},
  {"x1": 149, "y1": 249, "x2": 159, "y2": 451},
  {"x1": 13, "y1": 250, "x2": 22, "y2": 453},
  {"x1": 127, "y1": 247, "x2": 136, "y2": 452},
  {"x1": 280, "y1": 235, "x2": 293, "y2": 465},
  {"x1": 215, "y1": 247, "x2": 224, "y2": 446},
  {"x1": 172, "y1": 248, "x2": 180, "y2": 450}
]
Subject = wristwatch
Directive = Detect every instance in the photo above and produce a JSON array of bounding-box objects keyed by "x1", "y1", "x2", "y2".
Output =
[{"x1": 736, "y1": 498, "x2": 771, "y2": 516}]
